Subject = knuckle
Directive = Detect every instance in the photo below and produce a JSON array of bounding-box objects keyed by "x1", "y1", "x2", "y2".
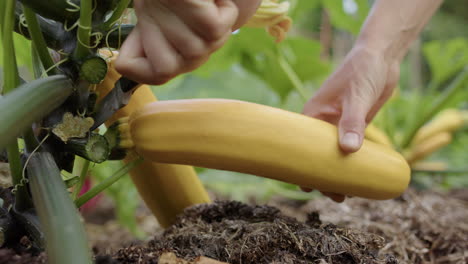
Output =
[
  {"x1": 180, "y1": 46, "x2": 207, "y2": 61},
  {"x1": 202, "y1": 20, "x2": 228, "y2": 41}
]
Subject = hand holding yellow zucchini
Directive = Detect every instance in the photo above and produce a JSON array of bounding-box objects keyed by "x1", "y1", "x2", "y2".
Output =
[{"x1": 128, "y1": 99, "x2": 411, "y2": 200}]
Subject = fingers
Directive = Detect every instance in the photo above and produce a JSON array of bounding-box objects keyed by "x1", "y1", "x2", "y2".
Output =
[
  {"x1": 338, "y1": 95, "x2": 370, "y2": 153},
  {"x1": 165, "y1": 0, "x2": 238, "y2": 41},
  {"x1": 115, "y1": 27, "x2": 157, "y2": 84},
  {"x1": 116, "y1": 0, "x2": 240, "y2": 84},
  {"x1": 323, "y1": 192, "x2": 346, "y2": 203},
  {"x1": 300, "y1": 187, "x2": 346, "y2": 203}
]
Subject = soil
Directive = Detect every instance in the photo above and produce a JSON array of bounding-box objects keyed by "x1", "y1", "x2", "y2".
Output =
[{"x1": 0, "y1": 189, "x2": 467, "y2": 264}]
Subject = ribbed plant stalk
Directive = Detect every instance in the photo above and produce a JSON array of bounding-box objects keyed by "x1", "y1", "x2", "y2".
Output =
[
  {"x1": 3, "y1": 0, "x2": 30, "y2": 210},
  {"x1": 3, "y1": 0, "x2": 20, "y2": 94},
  {"x1": 75, "y1": 157, "x2": 143, "y2": 208},
  {"x1": 23, "y1": 7, "x2": 57, "y2": 75},
  {"x1": 0, "y1": 0, "x2": 5, "y2": 38},
  {"x1": 71, "y1": 156, "x2": 90, "y2": 200},
  {"x1": 28, "y1": 152, "x2": 92, "y2": 264},
  {"x1": 19, "y1": 0, "x2": 80, "y2": 22},
  {"x1": 0, "y1": 75, "x2": 74, "y2": 149},
  {"x1": 74, "y1": 0, "x2": 92, "y2": 59},
  {"x1": 101, "y1": 0, "x2": 131, "y2": 30},
  {"x1": 277, "y1": 49, "x2": 308, "y2": 102},
  {"x1": 65, "y1": 133, "x2": 110, "y2": 163},
  {"x1": 401, "y1": 67, "x2": 468, "y2": 148}
]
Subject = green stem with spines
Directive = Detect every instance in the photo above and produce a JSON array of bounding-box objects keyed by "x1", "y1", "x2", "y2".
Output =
[
  {"x1": 101, "y1": 0, "x2": 131, "y2": 30},
  {"x1": 75, "y1": 0, "x2": 93, "y2": 59},
  {"x1": 23, "y1": 7, "x2": 57, "y2": 75},
  {"x1": 75, "y1": 157, "x2": 143, "y2": 208},
  {"x1": 3, "y1": 0, "x2": 30, "y2": 210}
]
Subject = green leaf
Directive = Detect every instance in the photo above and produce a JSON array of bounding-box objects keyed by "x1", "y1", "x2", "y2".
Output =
[
  {"x1": 289, "y1": 0, "x2": 322, "y2": 21},
  {"x1": 155, "y1": 65, "x2": 280, "y2": 106},
  {"x1": 423, "y1": 38, "x2": 468, "y2": 85},
  {"x1": 321, "y1": 0, "x2": 369, "y2": 35}
]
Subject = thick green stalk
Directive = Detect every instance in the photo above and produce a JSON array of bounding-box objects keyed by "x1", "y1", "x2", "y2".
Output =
[
  {"x1": 19, "y1": 0, "x2": 80, "y2": 22},
  {"x1": 28, "y1": 152, "x2": 92, "y2": 264},
  {"x1": 0, "y1": 75, "x2": 74, "y2": 149},
  {"x1": 75, "y1": 158, "x2": 143, "y2": 208},
  {"x1": 401, "y1": 67, "x2": 468, "y2": 148},
  {"x1": 74, "y1": 0, "x2": 93, "y2": 59},
  {"x1": 23, "y1": 7, "x2": 56, "y2": 75},
  {"x1": 3, "y1": 0, "x2": 30, "y2": 210},
  {"x1": 0, "y1": 0, "x2": 5, "y2": 38},
  {"x1": 3, "y1": 0, "x2": 20, "y2": 93},
  {"x1": 101, "y1": 0, "x2": 131, "y2": 30},
  {"x1": 71, "y1": 156, "x2": 90, "y2": 200},
  {"x1": 277, "y1": 51, "x2": 308, "y2": 102}
]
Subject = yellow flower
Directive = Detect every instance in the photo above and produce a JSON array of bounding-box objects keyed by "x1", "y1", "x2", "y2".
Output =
[{"x1": 245, "y1": 0, "x2": 292, "y2": 42}]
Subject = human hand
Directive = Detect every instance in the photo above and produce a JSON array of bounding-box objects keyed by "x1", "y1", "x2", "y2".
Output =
[
  {"x1": 115, "y1": 0, "x2": 261, "y2": 85},
  {"x1": 301, "y1": 44, "x2": 400, "y2": 202}
]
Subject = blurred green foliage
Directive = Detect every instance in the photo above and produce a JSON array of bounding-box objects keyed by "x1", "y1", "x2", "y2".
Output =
[{"x1": 90, "y1": 160, "x2": 144, "y2": 238}]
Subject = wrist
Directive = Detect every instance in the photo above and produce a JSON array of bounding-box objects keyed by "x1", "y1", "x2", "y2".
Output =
[{"x1": 350, "y1": 42, "x2": 400, "y2": 70}]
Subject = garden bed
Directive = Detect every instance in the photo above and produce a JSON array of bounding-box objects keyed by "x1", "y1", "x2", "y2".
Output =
[{"x1": 0, "y1": 188, "x2": 467, "y2": 264}]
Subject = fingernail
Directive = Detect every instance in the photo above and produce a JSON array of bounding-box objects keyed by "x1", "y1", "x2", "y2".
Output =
[{"x1": 341, "y1": 132, "x2": 360, "y2": 152}]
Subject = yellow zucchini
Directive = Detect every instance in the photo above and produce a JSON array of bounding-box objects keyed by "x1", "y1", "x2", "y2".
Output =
[
  {"x1": 405, "y1": 132, "x2": 452, "y2": 165},
  {"x1": 129, "y1": 99, "x2": 411, "y2": 200},
  {"x1": 411, "y1": 161, "x2": 447, "y2": 171},
  {"x1": 96, "y1": 51, "x2": 210, "y2": 227},
  {"x1": 412, "y1": 109, "x2": 463, "y2": 146},
  {"x1": 364, "y1": 124, "x2": 393, "y2": 147}
]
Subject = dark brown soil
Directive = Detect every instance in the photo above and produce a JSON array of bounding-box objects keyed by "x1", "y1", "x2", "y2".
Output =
[
  {"x1": 114, "y1": 200, "x2": 397, "y2": 264},
  {"x1": 1, "y1": 189, "x2": 467, "y2": 264}
]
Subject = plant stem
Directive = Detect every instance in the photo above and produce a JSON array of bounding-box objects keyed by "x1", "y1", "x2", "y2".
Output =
[
  {"x1": 23, "y1": 7, "x2": 57, "y2": 75},
  {"x1": 71, "y1": 157, "x2": 91, "y2": 200},
  {"x1": 277, "y1": 51, "x2": 308, "y2": 103},
  {"x1": 65, "y1": 133, "x2": 110, "y2": 163},
  {"x1": 101, "y1": 0, "x2": 131, "y2": 30},
  {"x1": 3, "y1": 0, "x2": 30, "y2": 210},
  {"x1": 0, "y1": 0, "x2": 5, "y2": 38},
  {"x1": 401, "y1": 67, "x2": 468, "y2": 148},
  {"x1": 75, "y1": 157, "x2": 143, "y2": 208},
  {"x1": 23, "y1": 129, "x2": 39, "y2": 151},
  {"x1": 28, "y1": 152, "x2": 92, "y2": 263},
  {"x1": 3, "y1": 0, "x2": 20, "y2": 94},
  {"x1": 74, "y1": 0, "x2": 93, "y2": 59}
]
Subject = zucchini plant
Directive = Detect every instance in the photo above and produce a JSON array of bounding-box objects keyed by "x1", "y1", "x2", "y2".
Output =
[
  {"x1": 0, "y1": 0, "x2": 295, "y2": 262},
  {"x1": 0, "y1": 0, "x2": 209, "y2": 262}
]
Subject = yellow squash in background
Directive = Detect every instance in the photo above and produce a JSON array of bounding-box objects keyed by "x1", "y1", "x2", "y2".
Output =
[
  {"x1": 96, "y1": 51, "x2": 210, "y2": 228},
  {"x1": 129, "y1": 99, "x2": 411, "y2": 200}
]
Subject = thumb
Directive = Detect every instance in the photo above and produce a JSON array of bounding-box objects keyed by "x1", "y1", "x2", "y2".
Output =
[{"x1": 338, "y1": 97, "x2": 372, "y2": 153}]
